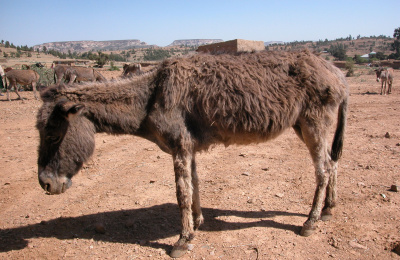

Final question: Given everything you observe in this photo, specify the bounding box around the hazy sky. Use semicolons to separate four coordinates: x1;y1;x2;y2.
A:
2;0;399;47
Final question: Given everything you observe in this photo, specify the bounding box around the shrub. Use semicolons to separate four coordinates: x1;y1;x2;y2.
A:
30;65;55;86
108;62;120;71
345;60;355;77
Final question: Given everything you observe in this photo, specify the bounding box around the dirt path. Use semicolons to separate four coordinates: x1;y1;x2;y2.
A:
0;68;399;259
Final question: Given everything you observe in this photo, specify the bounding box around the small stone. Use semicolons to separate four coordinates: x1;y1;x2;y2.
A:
349;241;368;250
390;185;399;192
275;193;284;198
242;172;250;176
125;219;135;228
384;132;390;138
393;243;400;255
380;193;386;199
261;167;269;171
94;223;106;234
187;244;194;251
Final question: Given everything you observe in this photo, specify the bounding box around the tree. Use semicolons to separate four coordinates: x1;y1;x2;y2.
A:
391;27;400;59
95;52;109;68
328;43;347;61
43;46;47;53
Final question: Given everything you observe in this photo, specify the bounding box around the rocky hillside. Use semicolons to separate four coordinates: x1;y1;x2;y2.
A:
32;40;150;53
168;39;223;47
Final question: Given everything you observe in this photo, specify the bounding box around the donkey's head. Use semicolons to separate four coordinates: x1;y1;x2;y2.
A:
36;98;95;194
374;68;384;82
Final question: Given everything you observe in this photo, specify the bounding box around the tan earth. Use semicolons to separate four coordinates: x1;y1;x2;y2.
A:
0;67;399;259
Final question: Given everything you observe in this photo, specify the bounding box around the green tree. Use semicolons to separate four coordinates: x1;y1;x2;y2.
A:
391;27;400;59
96;52;109;67
353;55;368;64
328;43;347;61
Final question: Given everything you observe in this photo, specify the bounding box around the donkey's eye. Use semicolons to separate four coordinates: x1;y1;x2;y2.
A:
46;135;62;144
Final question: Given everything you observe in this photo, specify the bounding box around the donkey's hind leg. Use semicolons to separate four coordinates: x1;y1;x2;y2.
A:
321;160;337;221
297;121;332;237
191;156;204;230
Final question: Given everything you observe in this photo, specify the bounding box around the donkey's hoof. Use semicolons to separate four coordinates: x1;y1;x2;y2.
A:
300;224;316;237
170;237;191;258
194;214;204;230
170;244;188;258
321;208;333;221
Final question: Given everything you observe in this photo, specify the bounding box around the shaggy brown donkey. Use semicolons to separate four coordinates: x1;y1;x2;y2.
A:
36;50;348;258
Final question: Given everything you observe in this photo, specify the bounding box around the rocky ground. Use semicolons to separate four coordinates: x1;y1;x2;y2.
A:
0;67;399;259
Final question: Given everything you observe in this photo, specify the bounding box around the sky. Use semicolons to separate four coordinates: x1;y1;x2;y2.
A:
1;0;399;48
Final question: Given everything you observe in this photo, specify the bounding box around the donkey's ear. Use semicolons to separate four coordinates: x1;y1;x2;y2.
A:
62;103;85;121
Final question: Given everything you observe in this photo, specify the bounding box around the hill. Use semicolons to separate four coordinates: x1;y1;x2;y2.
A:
32;40;151;53
168;39;223;47
267;36;394;57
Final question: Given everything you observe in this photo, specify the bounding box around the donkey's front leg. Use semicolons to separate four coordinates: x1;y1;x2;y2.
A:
171;151;195;258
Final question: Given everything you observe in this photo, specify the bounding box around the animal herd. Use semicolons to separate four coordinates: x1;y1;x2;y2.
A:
1;62;142;101
0;50;397;258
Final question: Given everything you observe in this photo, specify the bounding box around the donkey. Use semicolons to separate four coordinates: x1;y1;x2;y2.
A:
54;65;106;84
375;67;394;95
4;69;40;101
36;50;348;258
122;63;142;77
64;67;106;84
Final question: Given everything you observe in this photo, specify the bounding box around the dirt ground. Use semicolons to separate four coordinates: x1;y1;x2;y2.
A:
0;67;399;260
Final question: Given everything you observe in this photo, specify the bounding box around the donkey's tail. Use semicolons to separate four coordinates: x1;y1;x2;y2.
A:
331;97;348;162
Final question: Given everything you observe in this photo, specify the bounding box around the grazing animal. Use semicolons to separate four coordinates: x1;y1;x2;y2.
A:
53;65;106;84
122;63;141;77
4;69;40;101
64;67;106;84
375;67;394;95
36;50;348;258
53;65;69;84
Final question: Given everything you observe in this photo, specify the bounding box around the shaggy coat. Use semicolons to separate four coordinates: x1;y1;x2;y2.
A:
4;69;40;101
37;50;348;258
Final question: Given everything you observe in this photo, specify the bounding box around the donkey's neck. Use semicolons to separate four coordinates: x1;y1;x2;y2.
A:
60;75;156;135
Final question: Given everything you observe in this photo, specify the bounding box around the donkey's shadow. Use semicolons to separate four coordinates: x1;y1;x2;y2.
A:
0;203;306;253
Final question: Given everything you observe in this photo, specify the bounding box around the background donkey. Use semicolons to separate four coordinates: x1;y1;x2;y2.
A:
375;67;394;95
36;50;348;258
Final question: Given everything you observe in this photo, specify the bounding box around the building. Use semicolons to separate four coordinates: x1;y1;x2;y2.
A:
196;39;265;54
